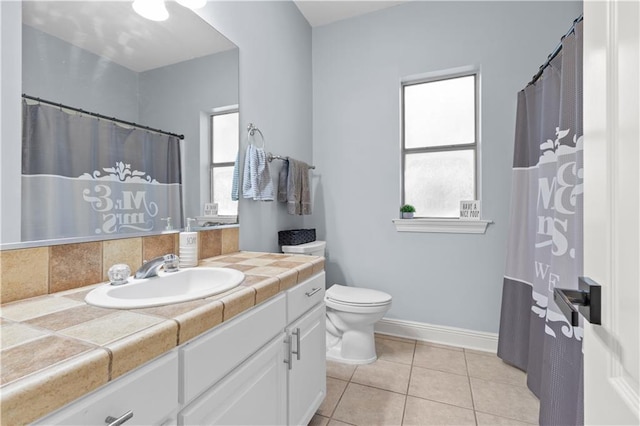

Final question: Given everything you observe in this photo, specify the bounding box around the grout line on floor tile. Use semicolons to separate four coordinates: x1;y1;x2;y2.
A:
400;341;417;426
346;364;357;382
463;350;480;426
346;380;413;398
328;378;350;420
410;362;471;379
370;356;414;368
474;409;539;425
404;393;482;413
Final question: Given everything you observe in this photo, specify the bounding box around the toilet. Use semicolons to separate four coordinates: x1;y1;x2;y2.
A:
281;240;392;365
324;284;392;364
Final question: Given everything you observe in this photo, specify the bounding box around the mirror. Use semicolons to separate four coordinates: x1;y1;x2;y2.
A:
5;0;239;248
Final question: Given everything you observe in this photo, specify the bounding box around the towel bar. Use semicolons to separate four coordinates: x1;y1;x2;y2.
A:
246;122;316;169
267;153;315;169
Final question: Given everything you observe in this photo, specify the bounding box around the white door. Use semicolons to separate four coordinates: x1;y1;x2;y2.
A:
583;0;640;424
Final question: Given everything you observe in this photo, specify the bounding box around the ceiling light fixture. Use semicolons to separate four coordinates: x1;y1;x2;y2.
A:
132;0;169;22
176;0;207;10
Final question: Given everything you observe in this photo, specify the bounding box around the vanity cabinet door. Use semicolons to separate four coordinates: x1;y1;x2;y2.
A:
180;293;286;404
287;303;326;426
178;333;287;426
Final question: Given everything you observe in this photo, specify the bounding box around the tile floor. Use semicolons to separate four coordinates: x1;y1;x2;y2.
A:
309;334;539;426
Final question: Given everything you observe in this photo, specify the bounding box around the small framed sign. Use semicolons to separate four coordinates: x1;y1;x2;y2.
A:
203;202;218;217
460;200;481;220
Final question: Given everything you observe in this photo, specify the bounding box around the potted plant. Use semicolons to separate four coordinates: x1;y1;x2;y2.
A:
400;204;416;219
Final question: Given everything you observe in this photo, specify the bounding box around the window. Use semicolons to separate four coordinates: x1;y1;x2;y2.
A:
210;109;239;216
401;72;478;218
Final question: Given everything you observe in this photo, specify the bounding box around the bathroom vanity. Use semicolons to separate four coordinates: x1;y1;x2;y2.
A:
1;252;326;425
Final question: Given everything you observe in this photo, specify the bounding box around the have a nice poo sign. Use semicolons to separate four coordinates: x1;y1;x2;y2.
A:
460;200;481;220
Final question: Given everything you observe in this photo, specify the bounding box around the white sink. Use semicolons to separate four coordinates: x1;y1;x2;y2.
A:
85;267;245;309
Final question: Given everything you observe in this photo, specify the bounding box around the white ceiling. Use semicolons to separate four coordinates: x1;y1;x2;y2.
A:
294;0;407;27
22;1;405;72
22;1;236;73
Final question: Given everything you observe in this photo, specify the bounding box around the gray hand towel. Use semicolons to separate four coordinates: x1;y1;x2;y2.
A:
300;161;311;215
278;160;288;203
286;158;312;215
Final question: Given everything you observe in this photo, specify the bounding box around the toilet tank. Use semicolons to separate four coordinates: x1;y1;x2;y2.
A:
281;240;326;257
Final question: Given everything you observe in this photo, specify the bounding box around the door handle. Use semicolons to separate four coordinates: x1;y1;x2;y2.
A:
553;276;601;326
283;335;293;370
291;328;301;361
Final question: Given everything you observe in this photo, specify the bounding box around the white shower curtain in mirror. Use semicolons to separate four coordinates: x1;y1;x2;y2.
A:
22;101;183;241
497;21;583;425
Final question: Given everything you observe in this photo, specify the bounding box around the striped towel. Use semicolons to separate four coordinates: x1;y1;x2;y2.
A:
242;145;274;201
231;150;240;201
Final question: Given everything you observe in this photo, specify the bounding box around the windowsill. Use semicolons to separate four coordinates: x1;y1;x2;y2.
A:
392;218;492;234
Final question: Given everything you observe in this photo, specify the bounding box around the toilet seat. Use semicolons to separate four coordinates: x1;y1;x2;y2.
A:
325;284;392;309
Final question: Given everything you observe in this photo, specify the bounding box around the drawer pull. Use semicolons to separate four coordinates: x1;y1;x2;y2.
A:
292;328;301;360
105;410;133;426
305;287;321;297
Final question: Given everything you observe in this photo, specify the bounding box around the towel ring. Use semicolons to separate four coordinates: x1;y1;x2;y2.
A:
247;123;265;149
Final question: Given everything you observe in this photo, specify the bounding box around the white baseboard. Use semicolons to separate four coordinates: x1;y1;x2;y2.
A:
375;317;498;354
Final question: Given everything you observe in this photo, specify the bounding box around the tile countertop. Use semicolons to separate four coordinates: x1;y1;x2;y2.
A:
0;251;325;425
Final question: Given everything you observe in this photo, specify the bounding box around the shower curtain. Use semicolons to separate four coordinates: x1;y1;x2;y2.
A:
22;101;183;241
497;21;583;425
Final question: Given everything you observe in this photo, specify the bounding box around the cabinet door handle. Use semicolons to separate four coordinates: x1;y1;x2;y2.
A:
105;410;133;426
283;335;293;370
292;328;301;361
305;287;321;297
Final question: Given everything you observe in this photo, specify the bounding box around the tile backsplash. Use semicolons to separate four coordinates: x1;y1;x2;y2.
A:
0;227;239;304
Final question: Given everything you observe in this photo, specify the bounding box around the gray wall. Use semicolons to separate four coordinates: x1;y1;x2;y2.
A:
311;1;582;333
139;49;239;219
196;1;313;252
22;25;139;122
1;1;22;243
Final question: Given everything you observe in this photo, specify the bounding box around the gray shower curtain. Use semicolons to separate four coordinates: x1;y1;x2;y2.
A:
498;21;583;425
22;101;183;241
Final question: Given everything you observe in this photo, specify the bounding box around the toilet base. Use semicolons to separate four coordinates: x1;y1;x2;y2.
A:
326;346;377;365
325;325;379;365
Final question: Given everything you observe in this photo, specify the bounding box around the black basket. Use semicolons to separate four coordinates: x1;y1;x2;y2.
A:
278;228;316;246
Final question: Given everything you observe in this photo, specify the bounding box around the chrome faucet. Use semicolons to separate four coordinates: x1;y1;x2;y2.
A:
134;254;180;279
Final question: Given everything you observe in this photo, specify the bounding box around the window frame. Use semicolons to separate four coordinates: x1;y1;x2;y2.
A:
400;69;481;219
209;107;239;208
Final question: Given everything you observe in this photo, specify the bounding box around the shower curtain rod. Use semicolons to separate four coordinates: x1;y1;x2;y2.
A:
22;94;185;140
527;14;583;87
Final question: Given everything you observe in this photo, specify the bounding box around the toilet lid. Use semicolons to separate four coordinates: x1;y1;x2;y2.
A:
326;284;392;306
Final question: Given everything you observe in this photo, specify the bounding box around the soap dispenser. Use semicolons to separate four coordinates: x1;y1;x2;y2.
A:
161;217;173;233
179;218;198;268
